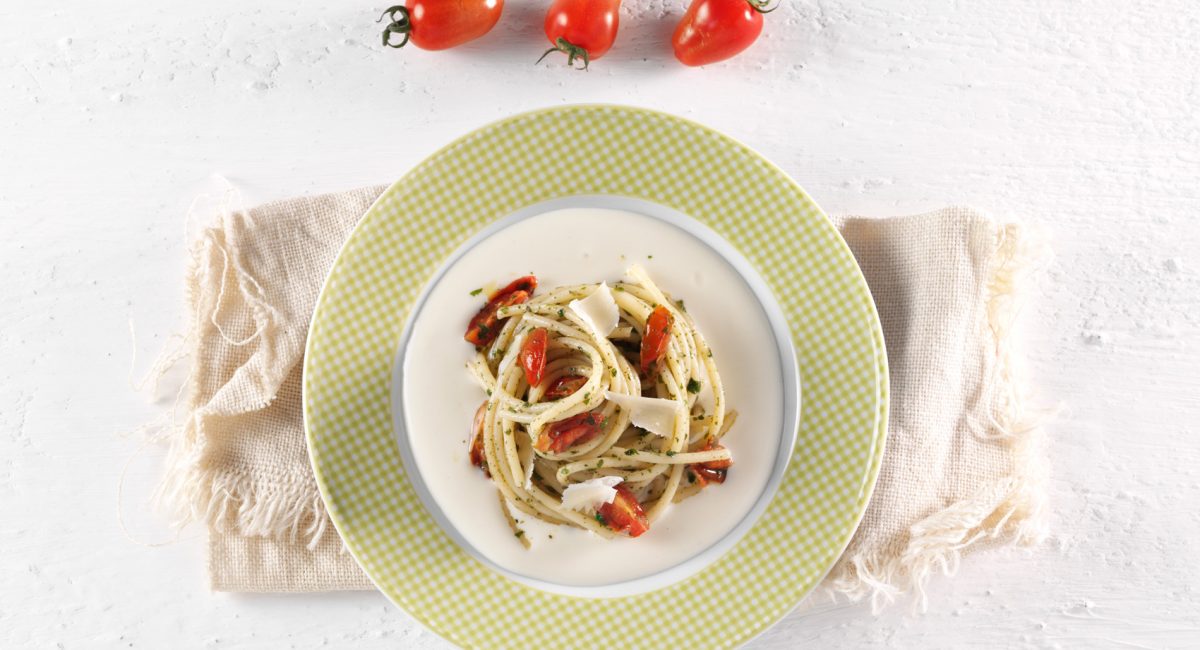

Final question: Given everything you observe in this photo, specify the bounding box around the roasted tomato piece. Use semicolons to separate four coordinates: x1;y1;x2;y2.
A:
688;440;731;485
639;305;675;375
692;466;727;484
519;328;549;386
469;402;489;476
698;440;733;470
535;410;605;453
464;275;537;346
544;374;587;400
598;484;649;537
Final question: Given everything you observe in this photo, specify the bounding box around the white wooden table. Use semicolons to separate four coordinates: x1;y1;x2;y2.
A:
2;0;1198;647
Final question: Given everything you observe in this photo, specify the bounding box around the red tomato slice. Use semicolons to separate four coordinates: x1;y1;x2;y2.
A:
464;276;537;346
692;466;727;484
639;305;675;376
689;440;732;485
544;374;587;400
535;411;606;453
519;328;549;386
469;402;489;476
493;276;538;297
597;484;649;537
698;440;733;470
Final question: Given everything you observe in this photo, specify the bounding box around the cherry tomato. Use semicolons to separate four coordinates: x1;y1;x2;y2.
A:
689;439;731;484
697;439;732;469
597;484;649;537
671;0;771;67
519;328;549;386
379;0;505;51
692;465;727;484
639;305;675;376
538;0;622;69
464;275;537;346
536;411;606;453
544;374;587;400
469;402;489;476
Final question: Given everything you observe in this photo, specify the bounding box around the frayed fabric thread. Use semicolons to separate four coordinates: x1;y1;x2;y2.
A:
148;183;337;552
823;218;1051;614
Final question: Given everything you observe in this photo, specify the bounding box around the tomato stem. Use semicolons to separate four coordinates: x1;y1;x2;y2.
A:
536;37;591;70
377;5;413;48
746;0;779;14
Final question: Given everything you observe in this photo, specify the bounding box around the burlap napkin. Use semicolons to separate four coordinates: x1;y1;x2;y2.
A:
154;186;1048;607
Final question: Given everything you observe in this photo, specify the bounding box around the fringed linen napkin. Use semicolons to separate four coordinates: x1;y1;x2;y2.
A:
154;187;1048;605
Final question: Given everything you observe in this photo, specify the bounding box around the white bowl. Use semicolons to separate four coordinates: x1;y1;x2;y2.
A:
391;195;801;597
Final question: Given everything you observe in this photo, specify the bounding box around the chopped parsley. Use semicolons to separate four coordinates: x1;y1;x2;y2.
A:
469;287;483;296
594;512;607;527
558;308;565;318
610;368;617;377
647;254;653;259
675;299;686;312
624;449;639;456
614;285;624;292
666;450;677;457
596;459;604;468
687;379;701;394
514;531;524;538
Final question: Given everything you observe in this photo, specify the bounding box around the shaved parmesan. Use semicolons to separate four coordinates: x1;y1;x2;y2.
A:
569;283;619;339
560;476;623;511
604;391;683;438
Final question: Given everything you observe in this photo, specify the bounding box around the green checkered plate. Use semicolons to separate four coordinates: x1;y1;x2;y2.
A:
304;105;888;649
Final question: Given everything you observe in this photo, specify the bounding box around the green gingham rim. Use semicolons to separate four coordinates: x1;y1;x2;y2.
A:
303;105;888;649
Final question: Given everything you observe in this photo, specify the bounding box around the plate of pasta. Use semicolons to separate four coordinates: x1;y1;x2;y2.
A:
304;106;887;649
396;200;799;594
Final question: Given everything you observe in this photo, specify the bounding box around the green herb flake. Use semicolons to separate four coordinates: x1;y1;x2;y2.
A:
666;450;677;457
558;308;565;318
514;531;524;538
687;378;701;394
594;512;607;527
596;459;604;468
647;254;653;259
687;469;696;484
610;368;617;377
675;299;686;312
614;285;624;292
625;449;638;456
469;287;483;297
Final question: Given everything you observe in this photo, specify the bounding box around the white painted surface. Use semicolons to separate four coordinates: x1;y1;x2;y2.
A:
1;0;1197;647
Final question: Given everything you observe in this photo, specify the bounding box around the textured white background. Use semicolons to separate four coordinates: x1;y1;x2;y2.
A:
2;0;1198;648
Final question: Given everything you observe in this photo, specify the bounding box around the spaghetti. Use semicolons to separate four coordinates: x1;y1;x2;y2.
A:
464;265;735;541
